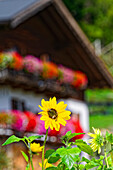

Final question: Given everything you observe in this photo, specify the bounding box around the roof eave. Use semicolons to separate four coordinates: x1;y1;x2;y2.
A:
10;0;52;28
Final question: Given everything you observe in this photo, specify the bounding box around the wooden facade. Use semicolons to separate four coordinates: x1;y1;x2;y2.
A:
0;0;113;90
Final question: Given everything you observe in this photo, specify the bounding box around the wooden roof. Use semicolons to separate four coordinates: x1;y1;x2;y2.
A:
0;0;113;88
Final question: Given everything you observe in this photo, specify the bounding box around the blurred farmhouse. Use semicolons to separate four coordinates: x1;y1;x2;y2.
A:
0;0;113;169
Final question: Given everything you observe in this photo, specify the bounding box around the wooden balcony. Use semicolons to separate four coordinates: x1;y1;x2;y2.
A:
0;69;83;99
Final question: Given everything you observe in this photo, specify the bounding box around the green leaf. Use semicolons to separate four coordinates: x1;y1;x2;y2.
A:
68;133;85;141
62;131;85;141
45;149;55;159
21;151;29;163
55;147;81;169
46;167;58;170
100;155;104;160
28;135;43;142
74;139;93;156
106;131;113;144
2;135;23;146
24;136;29;142
85;161;99;169
65;131;72;136
79;164;85;170
48;155;60;163
82;157;90;163
71;167;76;170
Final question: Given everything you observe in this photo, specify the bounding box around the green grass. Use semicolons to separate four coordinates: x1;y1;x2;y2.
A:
89;114;113;131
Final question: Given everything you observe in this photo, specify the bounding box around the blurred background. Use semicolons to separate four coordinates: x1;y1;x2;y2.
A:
0;0;113;169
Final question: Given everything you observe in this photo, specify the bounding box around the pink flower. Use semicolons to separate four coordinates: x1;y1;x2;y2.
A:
58;65;75;83
23;55;43;73
11;110;27;131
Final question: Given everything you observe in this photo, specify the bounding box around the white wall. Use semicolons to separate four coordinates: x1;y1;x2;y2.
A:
0;86;10;110
0;86;47;113
59;98;89;133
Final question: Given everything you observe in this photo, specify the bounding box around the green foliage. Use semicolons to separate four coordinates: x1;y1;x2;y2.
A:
21;151;29;163
61;130;85;146
106;131;113;144
28;135;43;142
55;147;81;169
2;134;43;170
2;135;23;146
74;139;93;156
63;0;113;45
3;126;113;170
45;149;55;159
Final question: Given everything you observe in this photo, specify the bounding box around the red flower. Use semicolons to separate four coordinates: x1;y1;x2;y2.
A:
71;119;84;141
24;111;37;132
72;71;88;89
42;61;58;79
10;51;23;70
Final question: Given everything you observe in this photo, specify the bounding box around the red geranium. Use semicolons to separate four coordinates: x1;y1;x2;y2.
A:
10;51;23;70
42;61;58;79
24;111;37;132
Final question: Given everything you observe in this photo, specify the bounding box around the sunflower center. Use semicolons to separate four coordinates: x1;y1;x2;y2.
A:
48;108;58;119
96;135;103;145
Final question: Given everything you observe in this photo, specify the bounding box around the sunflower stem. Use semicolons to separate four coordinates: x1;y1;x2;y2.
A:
28;143;34;170
104;146;109;168
42;128;49;170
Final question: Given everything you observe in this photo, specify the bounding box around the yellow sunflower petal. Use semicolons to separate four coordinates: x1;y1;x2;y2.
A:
40;115;48;121
39;162;42;167
41;100;50;110
87;132;96;138
49;120;54;130
38;111;48;115
53;122;60;131
39;97;71;130
56;102;67;112
45;120;50;129
51;97;57;109
59;110;71;117
64;116;71;120
38;105;44;111
57;118;66;126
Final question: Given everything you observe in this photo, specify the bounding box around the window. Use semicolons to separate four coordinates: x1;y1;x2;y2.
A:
11;98;26;111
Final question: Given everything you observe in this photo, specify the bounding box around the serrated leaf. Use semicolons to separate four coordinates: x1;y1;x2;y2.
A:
21;151;29;162
68;133;85;141
63;131;85;141
74;139;93;156
45;149;55;159
48;155;60;163
2;135;23;146
28;135;43;142
56;147;81;169
62;154;75;169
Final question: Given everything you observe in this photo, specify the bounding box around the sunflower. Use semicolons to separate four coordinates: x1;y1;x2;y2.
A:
30;143;43;153
39;159;52;169
88;127;104;154
38;97;71;131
